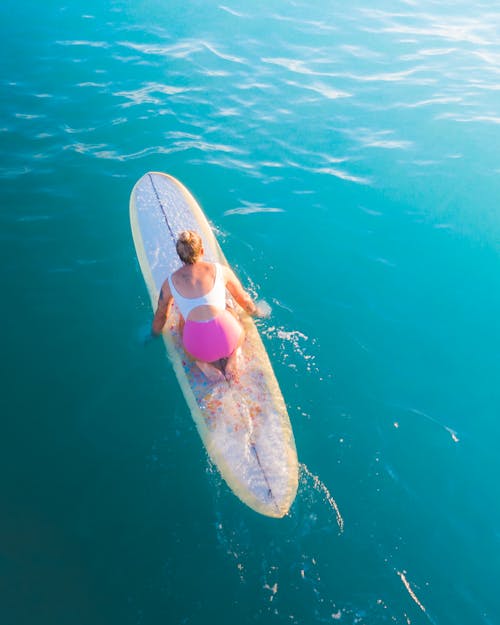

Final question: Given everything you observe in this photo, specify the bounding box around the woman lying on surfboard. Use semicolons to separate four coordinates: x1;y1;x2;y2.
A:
151;230;263;382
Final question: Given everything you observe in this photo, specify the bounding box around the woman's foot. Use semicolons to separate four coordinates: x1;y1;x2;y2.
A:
224;347;242;384
196;360;225;383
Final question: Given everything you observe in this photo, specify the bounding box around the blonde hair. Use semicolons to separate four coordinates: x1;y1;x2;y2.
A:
176;230;203;264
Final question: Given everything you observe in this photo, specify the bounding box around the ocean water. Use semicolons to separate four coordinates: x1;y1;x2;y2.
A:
1;1;500;624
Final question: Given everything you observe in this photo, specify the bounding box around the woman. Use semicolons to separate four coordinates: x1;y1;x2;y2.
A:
152;230;260;382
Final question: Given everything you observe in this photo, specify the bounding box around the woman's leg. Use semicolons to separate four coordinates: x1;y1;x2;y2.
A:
223;325;245;382
195;360;226;383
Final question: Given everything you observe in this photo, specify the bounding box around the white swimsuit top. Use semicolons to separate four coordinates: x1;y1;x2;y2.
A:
168;262;226;319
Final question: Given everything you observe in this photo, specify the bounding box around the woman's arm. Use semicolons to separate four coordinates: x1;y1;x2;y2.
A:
223;265;257;315
152;280;174;335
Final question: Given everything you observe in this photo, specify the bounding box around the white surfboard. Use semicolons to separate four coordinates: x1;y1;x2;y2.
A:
130;172;298;517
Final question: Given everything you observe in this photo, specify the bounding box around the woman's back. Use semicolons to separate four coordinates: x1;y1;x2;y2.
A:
169;261;226;321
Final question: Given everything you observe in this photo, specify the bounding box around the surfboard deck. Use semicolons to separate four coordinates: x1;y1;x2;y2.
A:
130;172;298;517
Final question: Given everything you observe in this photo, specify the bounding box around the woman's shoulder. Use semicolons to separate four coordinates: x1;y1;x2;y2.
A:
172;261;212;279
218;262;233;278
169;267;182;283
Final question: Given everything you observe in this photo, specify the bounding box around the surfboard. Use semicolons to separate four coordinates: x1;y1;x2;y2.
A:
130;172;298;518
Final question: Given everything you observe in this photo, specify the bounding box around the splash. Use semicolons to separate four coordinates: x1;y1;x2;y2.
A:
409;408;460;443
398;571;426;612
262;325;320;375
397;571;437;624
300;464;344;532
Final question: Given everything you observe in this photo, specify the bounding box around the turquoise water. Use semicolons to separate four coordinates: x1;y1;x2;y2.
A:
2;1;500;624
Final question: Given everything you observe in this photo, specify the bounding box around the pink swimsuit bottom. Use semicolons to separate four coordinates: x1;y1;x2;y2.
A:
183;309;242;362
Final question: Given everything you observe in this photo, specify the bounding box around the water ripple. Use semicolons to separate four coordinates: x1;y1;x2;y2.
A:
359;9;499;46
261;56;332;77
284;80;351;101
307;166;371;185
56;39;111;49
224;202;285;216
201;41;247;65
343;128;414;152
218;5;250;19
115;82;195;107
391;96;463;109
436;112;500;125
118;39;201;59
